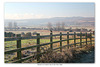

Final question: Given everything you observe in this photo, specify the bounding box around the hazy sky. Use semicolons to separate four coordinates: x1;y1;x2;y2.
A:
5;2;95;19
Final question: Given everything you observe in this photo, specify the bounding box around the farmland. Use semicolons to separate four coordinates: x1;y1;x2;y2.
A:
5;26;95;35
5;30;68;35
4;2;95;63
4;31;95;63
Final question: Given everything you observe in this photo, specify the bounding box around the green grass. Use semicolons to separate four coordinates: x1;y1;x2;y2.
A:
4;37;94;63
5;39;60;51
5;38;92;51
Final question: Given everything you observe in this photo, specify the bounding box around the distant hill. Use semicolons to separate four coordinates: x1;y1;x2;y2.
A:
4;17;95;27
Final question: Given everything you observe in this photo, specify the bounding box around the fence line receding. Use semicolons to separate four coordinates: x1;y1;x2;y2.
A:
5;32;95;63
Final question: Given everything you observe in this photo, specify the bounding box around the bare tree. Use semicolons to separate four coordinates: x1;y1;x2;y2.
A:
14;22;17;30
56;22;61;31
61;22;65;30
8;22;12;30
47;22;52;30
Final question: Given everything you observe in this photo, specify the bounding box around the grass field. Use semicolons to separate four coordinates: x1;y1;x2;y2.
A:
4;30;95;63
4;36;94;63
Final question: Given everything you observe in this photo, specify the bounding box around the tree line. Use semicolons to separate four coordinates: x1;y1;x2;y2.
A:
47;22;66;31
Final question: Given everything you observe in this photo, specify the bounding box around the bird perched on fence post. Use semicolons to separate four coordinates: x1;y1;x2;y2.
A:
50;29;53;33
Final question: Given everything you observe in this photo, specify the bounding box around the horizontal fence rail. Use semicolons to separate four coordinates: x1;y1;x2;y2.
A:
5;33;94;41
4;32;95;63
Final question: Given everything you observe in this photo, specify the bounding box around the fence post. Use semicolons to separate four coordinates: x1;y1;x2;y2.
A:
37;33;40;63
80;32;82;48
50;31;53;49
60;32;62;52
17;34;21;63
86;32;87;45
90;32;92;45
74;32;76;47
93;31;95;35
67;32;69;48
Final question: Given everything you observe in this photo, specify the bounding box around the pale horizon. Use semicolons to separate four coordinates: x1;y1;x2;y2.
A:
5;2;95;20
5;16;95;20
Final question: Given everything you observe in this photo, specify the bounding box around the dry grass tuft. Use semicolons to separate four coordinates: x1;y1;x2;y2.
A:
10;44;94;63
39;47;77;63
39;45;94;63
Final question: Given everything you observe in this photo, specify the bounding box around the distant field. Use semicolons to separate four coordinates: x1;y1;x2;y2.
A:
5;30;69;35
5;26;95;35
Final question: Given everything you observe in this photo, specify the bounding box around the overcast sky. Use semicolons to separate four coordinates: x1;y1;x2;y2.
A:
5;2;95;19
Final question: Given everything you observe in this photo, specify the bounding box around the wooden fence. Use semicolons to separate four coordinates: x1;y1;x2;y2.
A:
5;32;95;63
